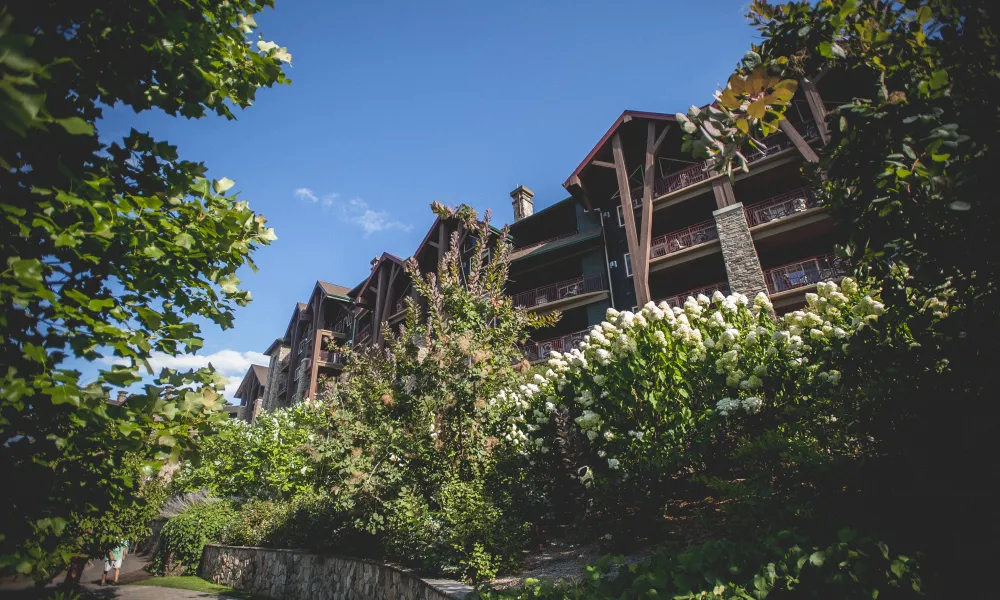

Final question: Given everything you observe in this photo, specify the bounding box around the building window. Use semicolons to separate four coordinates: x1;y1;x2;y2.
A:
617;205;625;227
624;253;633;277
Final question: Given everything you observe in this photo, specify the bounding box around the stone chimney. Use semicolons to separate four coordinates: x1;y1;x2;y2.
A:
510;185;534;222
116;391;128;404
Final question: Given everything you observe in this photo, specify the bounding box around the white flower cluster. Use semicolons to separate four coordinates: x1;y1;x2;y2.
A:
715;396;763;416
494;278;876;477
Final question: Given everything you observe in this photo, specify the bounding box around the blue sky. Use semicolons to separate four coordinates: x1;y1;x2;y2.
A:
98;0;760;399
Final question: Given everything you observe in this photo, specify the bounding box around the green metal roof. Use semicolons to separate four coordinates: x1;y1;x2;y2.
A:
510;229;601;263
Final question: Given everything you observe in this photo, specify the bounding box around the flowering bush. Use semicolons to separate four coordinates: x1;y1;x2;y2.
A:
505;279;882;501
170;403;328;501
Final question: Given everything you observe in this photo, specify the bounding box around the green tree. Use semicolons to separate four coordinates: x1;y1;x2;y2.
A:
676;0;998;587
325;203;556;580
0;0;288;581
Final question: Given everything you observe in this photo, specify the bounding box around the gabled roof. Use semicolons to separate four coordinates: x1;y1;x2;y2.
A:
563;110;676;189
355;252;407;300
252;364;269;387
318;281;352;298
233;363;268;401
510;228;602;263
263;337;286;356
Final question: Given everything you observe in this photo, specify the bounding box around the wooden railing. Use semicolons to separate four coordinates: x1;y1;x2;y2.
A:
330;318;351;334
317;350;345;365
649;219;719;259
392;287;413;316
658;281;731;309
764;253;845;294
355;325;372;346
624;120;818;205
745;187;820;228
522;329;590;363
511;274;606;310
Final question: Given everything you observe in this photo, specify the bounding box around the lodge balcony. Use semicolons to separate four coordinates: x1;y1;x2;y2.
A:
657;281;732;309
744;187;830;244
329;318;351;337
510;273;608;314
648;219;721;271
316;349;346;367
622;120;819;209
522;328;590;363
764;253;846;310
355;324;373;346
389;286;413;321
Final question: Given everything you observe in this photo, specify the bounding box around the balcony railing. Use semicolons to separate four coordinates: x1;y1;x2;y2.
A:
355;325;372;346
522;328;589;363
391;288;412;317
511;274;606;310
764;253;846;294
330;318;351;335
745;187;820;228
317;349;345;365
649;219;719;259
625;120;818;205
658;281;732;309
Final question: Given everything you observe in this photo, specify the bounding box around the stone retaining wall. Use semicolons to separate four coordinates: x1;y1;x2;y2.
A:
200;545;472;600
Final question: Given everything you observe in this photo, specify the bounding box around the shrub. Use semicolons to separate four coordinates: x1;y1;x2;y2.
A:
384;477;528;582
504;281;880;532
473;530;921;600
221;499;292;548
152;500;236;575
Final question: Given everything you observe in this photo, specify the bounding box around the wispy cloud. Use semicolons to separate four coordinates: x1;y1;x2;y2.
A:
340;197;412;237
101;349;269;401
293;188;411;237
294;187;319;203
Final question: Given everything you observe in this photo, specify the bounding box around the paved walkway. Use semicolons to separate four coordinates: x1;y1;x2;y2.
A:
81;584;240;599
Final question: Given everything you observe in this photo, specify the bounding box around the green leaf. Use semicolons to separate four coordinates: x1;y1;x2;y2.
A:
916;5;932;24
174;232;195;249
890;559;905;578
55;117;94;136
9;257;43;285
213;177;235;194
809;551;825;567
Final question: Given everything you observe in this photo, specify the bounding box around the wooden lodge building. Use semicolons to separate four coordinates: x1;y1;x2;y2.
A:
235;74;846;421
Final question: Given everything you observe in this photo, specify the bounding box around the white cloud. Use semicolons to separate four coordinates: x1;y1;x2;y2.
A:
340;197;412;237
145;349;269;376
294;187;318;203
98;349;268;403
223;375;244;400
294;187;410;237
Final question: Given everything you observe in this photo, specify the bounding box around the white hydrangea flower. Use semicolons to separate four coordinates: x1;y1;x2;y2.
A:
716;397;740;416
741;396;763;414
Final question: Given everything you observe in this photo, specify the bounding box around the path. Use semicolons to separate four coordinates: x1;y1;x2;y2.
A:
81;584;240;600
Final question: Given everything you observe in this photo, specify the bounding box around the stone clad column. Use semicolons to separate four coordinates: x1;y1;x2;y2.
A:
713;203;768;298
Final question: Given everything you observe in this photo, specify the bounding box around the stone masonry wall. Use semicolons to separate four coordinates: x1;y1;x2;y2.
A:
260;346;290;415
713;203;768;298
201;545;472;600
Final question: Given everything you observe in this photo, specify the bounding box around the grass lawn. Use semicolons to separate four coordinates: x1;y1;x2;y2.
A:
132;576;252;597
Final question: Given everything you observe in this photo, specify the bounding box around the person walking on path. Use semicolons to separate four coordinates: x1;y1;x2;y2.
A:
100;540;129;585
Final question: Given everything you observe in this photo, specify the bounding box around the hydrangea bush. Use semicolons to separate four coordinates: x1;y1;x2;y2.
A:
501;279;883;499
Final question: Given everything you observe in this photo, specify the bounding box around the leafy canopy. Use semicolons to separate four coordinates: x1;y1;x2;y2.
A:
0;0;288;580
